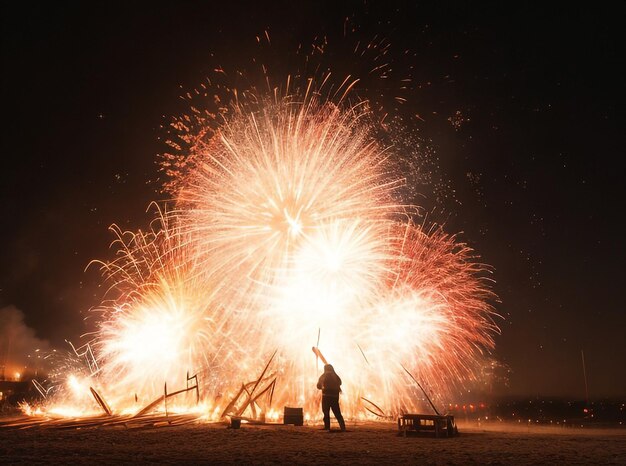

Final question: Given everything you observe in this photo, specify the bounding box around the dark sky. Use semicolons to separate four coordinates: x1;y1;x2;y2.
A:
2;2;624;398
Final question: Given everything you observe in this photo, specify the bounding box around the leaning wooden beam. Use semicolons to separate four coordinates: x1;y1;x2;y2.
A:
90;387;112;416
243;374;275;391
400;363;441;416
249;378;276;407
247;378;276;420
268;377;275;406
249;350;277;397
221;384;246;418
134;395;165;417
236;376;277;419
361;397;387;418
234;350;277;417
241;385;256;419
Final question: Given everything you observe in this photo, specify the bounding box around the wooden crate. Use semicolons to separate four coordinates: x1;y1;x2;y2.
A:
398;414;458;437
283;406;304;426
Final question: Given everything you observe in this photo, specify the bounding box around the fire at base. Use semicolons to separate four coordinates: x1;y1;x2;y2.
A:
25;82;499;422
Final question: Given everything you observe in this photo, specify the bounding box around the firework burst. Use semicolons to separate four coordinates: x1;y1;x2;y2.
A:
31;74;499;420
175;97;402;293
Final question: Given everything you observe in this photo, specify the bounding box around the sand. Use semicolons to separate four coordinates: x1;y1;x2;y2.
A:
1;420;625;465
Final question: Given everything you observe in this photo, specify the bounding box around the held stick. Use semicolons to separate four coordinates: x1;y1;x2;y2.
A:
312;346;328;365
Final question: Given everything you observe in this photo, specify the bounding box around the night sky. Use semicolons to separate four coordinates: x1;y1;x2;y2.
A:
2;2;624;398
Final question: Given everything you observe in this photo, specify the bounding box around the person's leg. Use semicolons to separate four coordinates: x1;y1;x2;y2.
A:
321;396;331;429
330;397;346;431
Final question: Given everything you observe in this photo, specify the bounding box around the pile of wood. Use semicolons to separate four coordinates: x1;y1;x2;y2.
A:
0;412;207;430
0;372;203;431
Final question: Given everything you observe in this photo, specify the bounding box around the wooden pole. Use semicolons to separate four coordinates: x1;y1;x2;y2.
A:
311;347;328;365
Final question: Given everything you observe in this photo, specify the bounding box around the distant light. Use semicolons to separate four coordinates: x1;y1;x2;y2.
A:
14;372;21;380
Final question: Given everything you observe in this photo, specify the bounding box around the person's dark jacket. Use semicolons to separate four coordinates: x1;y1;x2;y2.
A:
317;364;342;397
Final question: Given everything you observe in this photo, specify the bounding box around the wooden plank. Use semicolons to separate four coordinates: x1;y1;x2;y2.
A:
90;387;112;416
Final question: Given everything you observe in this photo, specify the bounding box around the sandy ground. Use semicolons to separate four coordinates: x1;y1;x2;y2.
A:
1;419;625;465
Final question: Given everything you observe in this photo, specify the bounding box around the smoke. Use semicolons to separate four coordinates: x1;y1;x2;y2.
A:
0;306;50;379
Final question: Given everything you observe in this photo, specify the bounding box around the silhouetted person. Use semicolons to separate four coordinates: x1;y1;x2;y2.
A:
317;364;346;431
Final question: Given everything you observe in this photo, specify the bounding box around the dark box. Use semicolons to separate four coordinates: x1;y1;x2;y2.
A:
283;406;304;426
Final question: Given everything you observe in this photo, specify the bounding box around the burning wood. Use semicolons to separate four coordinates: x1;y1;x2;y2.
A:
222;352;279;424
0;412;207;431
89;387;112;416
135;372;200;417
